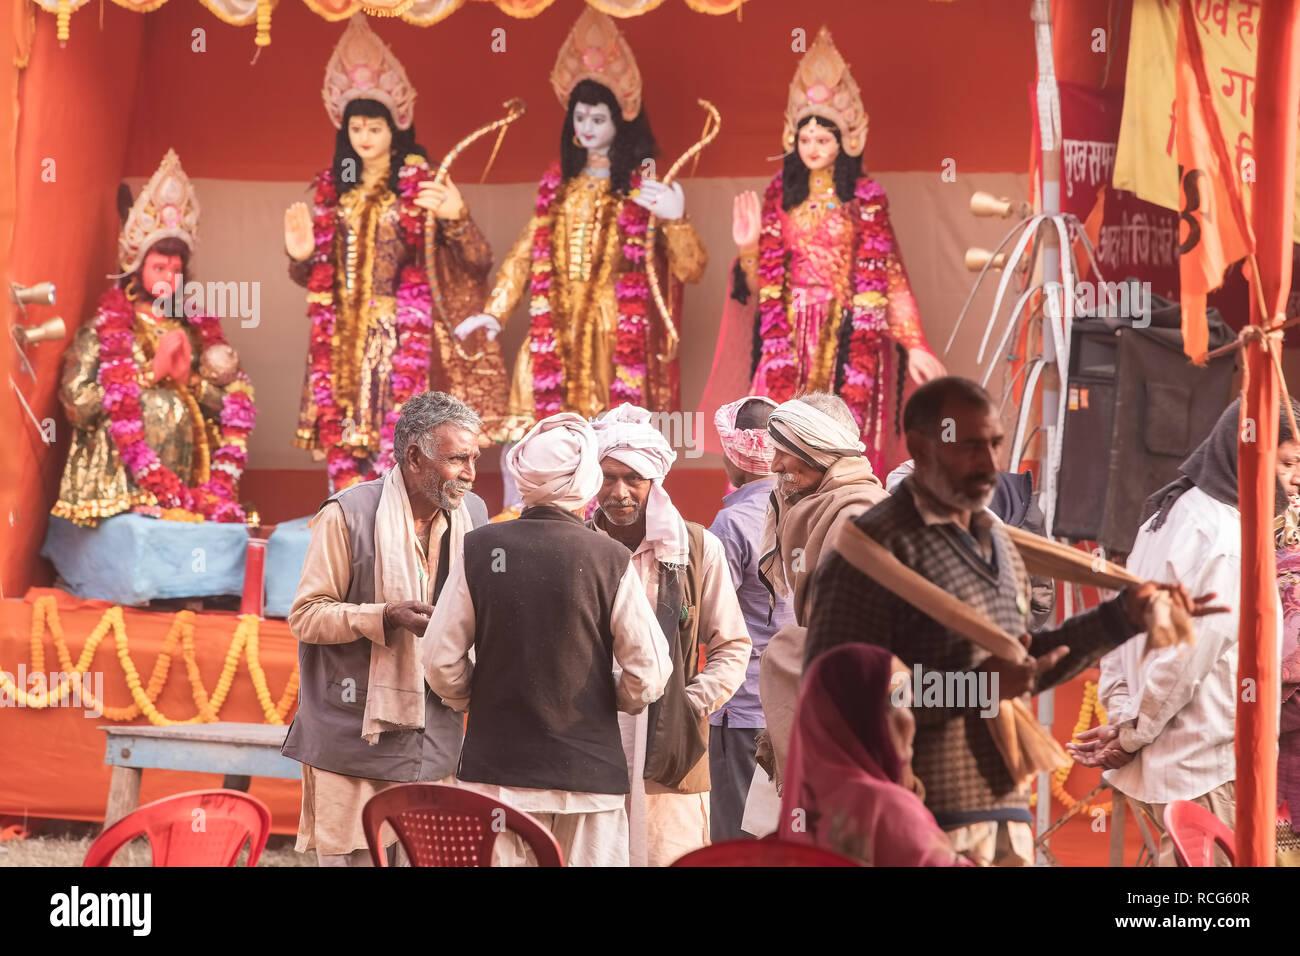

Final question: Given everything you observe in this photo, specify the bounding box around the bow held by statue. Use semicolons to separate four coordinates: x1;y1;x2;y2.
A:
646;98;721;363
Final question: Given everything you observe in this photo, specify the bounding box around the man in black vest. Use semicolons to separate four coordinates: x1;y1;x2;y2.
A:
424;412;671;866
283;390;489;866
589;404;752;866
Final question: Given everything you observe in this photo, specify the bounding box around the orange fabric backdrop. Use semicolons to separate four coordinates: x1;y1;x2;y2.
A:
5;6;145;596
3;0;23;588
0;589;303;833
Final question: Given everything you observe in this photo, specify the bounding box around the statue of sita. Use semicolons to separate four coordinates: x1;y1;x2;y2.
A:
705;27;945;474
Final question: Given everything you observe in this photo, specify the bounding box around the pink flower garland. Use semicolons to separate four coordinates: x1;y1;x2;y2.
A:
610;180;651;406
526;163;653;414
751;173;799;401
95;288;253;522
303;157;433;488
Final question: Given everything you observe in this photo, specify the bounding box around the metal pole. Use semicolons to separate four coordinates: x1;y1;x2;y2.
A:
1031;0;1062;865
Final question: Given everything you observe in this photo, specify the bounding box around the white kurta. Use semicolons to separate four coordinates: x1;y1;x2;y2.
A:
1100;485;1281;804
422;555;671;866
595;524;753;866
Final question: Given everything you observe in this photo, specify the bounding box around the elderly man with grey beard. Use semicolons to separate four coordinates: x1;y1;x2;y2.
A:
282;390;489;866
752;391;889;798
802;376;1209;866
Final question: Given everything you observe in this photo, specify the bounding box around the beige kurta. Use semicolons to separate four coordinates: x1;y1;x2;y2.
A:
593;523;752;867
289;502;448;857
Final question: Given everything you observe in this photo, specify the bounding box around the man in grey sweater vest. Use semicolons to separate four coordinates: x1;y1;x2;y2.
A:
283;391;489;866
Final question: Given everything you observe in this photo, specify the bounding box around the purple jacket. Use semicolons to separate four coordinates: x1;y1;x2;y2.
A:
707;478;795;729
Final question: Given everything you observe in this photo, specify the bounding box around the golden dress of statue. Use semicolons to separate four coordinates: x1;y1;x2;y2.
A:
288;167;508;457
467;9;707;426
484;169;706;422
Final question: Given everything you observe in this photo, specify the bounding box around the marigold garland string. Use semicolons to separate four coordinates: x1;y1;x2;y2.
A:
0;596;298;726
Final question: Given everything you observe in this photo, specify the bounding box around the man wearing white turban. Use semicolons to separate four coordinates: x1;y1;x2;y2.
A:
423;413;671;866
590;404;752;867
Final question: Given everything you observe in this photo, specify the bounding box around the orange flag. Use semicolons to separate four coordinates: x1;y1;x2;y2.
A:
1073;185;1105;284
1174;0;1256;362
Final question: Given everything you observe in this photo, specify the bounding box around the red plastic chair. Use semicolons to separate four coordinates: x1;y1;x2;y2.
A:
671;838;861;867
362;783;564;867
84;789;272;867
1163;801;1236;867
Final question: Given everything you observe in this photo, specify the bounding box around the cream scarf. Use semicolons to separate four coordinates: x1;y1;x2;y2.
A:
758;456;886;621
362;466;470;744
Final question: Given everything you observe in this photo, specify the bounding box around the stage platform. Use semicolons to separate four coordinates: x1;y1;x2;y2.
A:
42;515;250;607
0;589;302;834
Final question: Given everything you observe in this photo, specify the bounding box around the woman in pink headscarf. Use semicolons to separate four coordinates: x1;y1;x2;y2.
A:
778;644;970;866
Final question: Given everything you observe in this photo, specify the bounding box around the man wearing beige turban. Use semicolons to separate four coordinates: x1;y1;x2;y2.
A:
754;392;889;809
590;404;752;867
423;412;671;866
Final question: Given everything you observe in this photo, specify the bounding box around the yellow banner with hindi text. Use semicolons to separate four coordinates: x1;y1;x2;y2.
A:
1114;0;1300;245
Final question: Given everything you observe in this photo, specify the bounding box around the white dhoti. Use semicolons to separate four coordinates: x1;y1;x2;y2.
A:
620;709;710;867
297;766;458;863
490;808;630;867
460;781;630;867
589;406;753;867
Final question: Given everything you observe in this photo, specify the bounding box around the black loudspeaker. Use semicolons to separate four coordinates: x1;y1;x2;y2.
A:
1052;298;1236;553
1053;337;1117;541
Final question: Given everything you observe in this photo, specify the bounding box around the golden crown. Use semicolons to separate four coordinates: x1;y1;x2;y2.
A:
322;14;416;131
783;26;869;159
551;8;643;122
118;149;199;276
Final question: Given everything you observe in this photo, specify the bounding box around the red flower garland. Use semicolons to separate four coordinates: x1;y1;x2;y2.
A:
751;173;799;402
610;180;651;406
836;178;893;447
95;288;254;522
303;156;433;488
526;163;564;417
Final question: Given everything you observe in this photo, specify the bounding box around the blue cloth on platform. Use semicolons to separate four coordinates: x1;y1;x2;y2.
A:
41;514;248;606
264;516;313;619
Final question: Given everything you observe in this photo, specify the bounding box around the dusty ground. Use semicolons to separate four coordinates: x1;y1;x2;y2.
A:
0;819;315;866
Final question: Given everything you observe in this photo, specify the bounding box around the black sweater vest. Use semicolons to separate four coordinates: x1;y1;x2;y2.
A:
457;506;634;794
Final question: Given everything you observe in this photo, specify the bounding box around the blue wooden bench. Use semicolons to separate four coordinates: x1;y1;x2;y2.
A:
100;722;301;827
